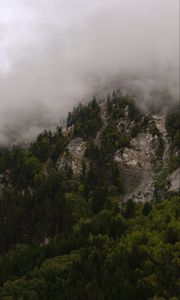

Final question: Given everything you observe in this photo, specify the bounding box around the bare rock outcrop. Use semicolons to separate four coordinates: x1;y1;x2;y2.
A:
114;132;159;169
169;168;180;193
57;108;174;203
94;101;108;147
57;138;87;176
153;114;170;163
122;169;154;202
114;114;170;202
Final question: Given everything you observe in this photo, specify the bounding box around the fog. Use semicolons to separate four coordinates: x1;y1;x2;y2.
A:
0;0;179;144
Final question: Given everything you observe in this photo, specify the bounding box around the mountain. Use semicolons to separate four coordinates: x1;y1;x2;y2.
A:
0;90;179;299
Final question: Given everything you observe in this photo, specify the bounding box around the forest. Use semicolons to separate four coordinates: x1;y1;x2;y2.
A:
0;92;179;300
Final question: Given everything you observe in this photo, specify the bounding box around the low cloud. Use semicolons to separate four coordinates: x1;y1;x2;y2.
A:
0;0;179;144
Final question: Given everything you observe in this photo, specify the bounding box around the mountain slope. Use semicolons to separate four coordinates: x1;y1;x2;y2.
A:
0;90;179;300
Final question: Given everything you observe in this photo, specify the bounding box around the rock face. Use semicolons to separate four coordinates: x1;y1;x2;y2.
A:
57;138;87;176
122;169;154;202
169;168;180;192
114;132;159;169
67;138;86;159
153;114;170;163
114;114;173;201
94;101;108;147
57;104;178;202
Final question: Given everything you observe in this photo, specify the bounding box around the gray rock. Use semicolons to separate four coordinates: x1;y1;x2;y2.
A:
57;138;87;176
169;168;180;192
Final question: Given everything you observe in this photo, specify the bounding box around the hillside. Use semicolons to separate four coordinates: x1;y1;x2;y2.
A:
0;91;179;300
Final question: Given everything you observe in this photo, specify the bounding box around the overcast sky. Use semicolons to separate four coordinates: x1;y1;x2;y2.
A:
0;0;179;144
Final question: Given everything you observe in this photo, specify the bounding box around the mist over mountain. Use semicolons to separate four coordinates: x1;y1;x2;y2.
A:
0;88;179;299
0;0;179;144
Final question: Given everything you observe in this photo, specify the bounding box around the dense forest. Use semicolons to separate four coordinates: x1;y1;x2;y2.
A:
0;92;179;299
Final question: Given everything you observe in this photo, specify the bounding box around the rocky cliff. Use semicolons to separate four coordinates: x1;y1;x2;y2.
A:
0;92;179;206
58;95;179;202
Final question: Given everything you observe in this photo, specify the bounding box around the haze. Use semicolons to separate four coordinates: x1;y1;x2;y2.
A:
0;0;179;144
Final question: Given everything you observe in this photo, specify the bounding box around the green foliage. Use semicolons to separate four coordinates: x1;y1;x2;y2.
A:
166;107;180;149
0;148;11;173
0;196;179;299
31;130;51;161
168;155;180;172
30;127;67;162
8;148;43;188
101;122;130;156
67;97;102;138
0;94;179;299
84;142;101;165
154;155;180;199
107;90;141;122
143;202;152;216
154;168;170;198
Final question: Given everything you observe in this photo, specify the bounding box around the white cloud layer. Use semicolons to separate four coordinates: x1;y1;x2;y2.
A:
0;0;179;144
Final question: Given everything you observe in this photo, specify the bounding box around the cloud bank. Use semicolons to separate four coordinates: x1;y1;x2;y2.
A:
0;0;179;144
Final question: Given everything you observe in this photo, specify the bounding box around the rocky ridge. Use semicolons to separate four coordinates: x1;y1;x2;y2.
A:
58;100;179;202
0;95;178;204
